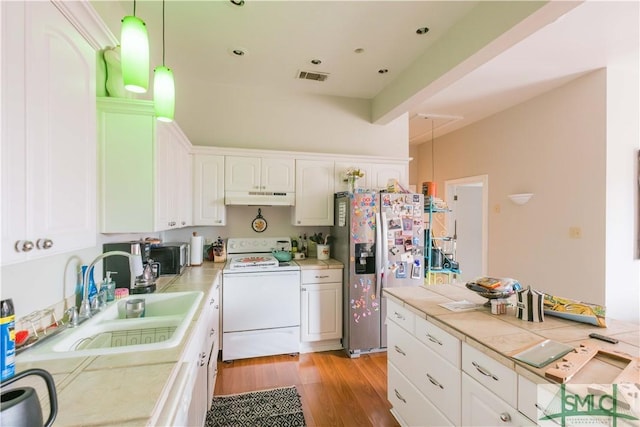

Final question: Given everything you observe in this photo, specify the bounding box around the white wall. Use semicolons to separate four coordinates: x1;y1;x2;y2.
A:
412;69;639;322
179;83;410;157
605;53;640;324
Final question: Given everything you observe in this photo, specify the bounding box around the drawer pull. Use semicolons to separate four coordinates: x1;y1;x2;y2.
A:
426;373;444;389
426;333;443;346
315;275;330;279
394;345;406;356
394;389;407;403
472;361;499;381
499;412;511;422
393;311;405;320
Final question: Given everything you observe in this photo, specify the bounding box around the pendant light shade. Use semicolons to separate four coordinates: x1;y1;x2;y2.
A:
154;66;175;122
154;0;175;122
121;15;149;93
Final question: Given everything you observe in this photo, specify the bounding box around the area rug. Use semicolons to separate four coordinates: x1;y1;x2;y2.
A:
205;385;306;427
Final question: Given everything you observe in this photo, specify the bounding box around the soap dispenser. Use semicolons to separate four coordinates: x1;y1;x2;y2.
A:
102;271;116;302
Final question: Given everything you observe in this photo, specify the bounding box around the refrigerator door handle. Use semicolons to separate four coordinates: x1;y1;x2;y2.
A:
377;210;387;293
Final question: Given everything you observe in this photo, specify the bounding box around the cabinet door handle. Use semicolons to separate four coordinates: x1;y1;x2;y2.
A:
36;238;53;250
394;345;406;356
394;389;407;404
15;240;34;252
426;373;444;389
209;298;215;305
472;361;499;381
499;412;511;422
209;328;215;337
393;311;405;320
426;333;443;346
301;287;307;292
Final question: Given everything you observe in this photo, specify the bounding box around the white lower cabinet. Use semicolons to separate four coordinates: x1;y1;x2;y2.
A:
300;269;342;342
386;298;539;427
157;275;220;426
462;373;535;426
386;298;459;426
387;363;453;427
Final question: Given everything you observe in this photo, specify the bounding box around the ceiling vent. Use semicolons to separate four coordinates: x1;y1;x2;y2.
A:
297;70;329;82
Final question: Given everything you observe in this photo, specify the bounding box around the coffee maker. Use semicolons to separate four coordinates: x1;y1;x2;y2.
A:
102;241;155;292
131;257;160;294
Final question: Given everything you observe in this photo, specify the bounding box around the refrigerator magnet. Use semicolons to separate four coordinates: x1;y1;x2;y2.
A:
411;263;422;279
396;262;408;278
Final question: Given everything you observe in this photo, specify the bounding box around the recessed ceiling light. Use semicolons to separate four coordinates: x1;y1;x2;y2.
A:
378;69;389;74
310;59;322;65
230;0;245;6
354;48;365;54
416;27;430;35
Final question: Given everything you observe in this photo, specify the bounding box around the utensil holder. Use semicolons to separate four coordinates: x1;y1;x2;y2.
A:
317;244;330;260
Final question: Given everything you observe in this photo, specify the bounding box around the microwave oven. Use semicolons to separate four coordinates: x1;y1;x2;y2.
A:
150;242;189;275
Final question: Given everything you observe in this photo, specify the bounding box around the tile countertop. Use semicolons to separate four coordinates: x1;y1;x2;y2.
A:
13;262;223;427
293;258;344;269
383;284;640;385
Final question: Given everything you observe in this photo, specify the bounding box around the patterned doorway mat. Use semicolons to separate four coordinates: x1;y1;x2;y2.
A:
206;385;306;427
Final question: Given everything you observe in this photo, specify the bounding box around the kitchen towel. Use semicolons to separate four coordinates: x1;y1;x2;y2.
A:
190;234;204;266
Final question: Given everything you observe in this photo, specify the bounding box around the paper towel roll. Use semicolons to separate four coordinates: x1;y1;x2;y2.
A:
190;235;204;266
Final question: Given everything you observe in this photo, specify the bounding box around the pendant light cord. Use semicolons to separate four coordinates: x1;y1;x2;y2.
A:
133;0;136;16
431;118;435;182
162;0;166;66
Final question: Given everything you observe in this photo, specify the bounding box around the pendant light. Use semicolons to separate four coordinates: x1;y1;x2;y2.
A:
154;0;175;122
121;0;149;93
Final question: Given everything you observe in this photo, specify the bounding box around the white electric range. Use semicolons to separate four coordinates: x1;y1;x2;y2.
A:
222;237;301;361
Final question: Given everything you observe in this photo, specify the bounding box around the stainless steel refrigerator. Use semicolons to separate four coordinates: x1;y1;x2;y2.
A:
332;191;425;357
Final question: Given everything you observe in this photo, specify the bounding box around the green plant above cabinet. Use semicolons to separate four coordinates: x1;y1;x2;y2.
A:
97;98;192;233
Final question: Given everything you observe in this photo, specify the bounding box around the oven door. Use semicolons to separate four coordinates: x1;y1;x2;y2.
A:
223;270;300;332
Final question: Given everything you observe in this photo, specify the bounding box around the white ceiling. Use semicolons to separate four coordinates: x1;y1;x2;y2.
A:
92;1;639;147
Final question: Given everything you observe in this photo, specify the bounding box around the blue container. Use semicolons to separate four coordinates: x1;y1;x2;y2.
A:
1;298;15;381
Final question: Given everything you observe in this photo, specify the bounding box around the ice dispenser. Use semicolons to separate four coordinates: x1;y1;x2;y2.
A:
355;243;376;274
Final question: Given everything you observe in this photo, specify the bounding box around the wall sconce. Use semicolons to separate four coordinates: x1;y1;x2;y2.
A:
508;193;534;205
121;0;149;93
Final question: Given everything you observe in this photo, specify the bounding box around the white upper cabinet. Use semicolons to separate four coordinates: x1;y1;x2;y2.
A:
1;1;96;265
193;154;226;226
335;161;408;192
293;160;335;226
97;98;192;233
225;156;295;192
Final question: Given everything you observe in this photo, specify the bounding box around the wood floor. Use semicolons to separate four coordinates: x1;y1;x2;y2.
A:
214;350;400;427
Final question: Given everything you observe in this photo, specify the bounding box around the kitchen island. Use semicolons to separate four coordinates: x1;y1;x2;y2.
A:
14;263;222;426
383;284;639;425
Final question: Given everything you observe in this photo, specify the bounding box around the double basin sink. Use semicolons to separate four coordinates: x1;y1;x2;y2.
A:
17;291;204;362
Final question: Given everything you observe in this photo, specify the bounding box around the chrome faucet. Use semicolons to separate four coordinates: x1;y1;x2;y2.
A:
78;250;143;320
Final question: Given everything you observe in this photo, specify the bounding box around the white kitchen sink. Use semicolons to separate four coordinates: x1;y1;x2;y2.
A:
17;291;203;362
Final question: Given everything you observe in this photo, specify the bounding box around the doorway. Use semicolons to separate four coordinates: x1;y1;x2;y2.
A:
444;175;488;282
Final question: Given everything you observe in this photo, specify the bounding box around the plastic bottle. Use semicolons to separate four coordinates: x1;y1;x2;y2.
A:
102;271;116;302
1;298;16;381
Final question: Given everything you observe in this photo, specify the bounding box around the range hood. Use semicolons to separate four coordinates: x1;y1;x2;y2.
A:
225;191;295;206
